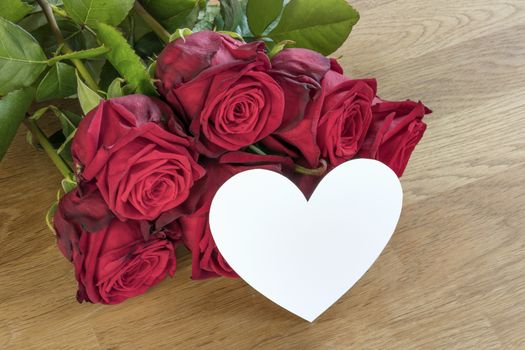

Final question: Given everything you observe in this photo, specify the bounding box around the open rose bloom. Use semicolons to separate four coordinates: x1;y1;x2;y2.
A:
53;31;430;304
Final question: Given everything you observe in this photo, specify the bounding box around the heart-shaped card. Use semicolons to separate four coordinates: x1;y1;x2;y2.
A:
209;159;403;321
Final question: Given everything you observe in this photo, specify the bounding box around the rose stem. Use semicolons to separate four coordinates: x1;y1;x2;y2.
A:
294;160;328;177
247;144;267;155
133;1;170;44
247;144;328;176
23;119;73;178
36;0;100;92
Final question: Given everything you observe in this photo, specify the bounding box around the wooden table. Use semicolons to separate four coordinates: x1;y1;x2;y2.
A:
1;0;524;348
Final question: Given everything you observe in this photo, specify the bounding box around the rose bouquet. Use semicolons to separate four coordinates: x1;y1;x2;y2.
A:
0;0;429;304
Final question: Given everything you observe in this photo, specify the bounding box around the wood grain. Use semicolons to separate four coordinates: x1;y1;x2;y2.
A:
1;0;524;348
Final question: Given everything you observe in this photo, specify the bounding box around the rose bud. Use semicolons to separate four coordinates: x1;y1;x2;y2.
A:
169;152;293;279
71;94;205;221
358;99;431;176
54;189;177;304
156;31;285;157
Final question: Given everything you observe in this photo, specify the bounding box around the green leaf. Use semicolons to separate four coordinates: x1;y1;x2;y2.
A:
131;12;153;42
57;129;76;164
83;58;107;84
134;32;164;59
247;0;283;36
268;39;295;58
76;71;102;114
36;62;76;102
217;30;244;41
47;45;110;64
166;7;200;33
193;3;221;31
27;18;83;56
26;129;37;149
268;0;359;55
51;107;82;137
169;28;193;42
46;201;58;233
220;0;242;31
25;105;81;151
0;17;47;95
98;61;120;91
27;106;50;121
61;173;77;193
62;0;134;26
25;106;50;149
235;0;251;37
142;0;201;32
17;12;48;33
94;23;156;95
0;87;34;161
107;78;125;98
50;4;68;18
147;61;156;79
0;0;33;23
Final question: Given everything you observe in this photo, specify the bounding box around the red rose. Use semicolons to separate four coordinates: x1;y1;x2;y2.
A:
54;189;177;304
261;49;375;168
358;99;430;176
170;152;292;279
261;48;331;167
71;95;205;221
316;71;376;166
156;31;285;157
55;182;114;234
172;214;236;279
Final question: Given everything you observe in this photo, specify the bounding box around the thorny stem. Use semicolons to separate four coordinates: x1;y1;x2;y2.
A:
36;0;100;91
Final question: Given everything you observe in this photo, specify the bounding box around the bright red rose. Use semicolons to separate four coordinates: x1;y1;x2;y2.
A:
156;31;285;157
71;95;205;221
54;189;177;304
317;72;376;166
261;48;331;168
358;99;431;176
169;152;293;279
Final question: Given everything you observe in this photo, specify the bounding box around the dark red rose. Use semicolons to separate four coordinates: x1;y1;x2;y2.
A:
156;31;285;157
358;99;430;176
54;189;177;304
169;152;293;279
172;214;236;279
261;48;331;168
56;182;114;234
261;49;375;168
71;95;205;221
316;72;376;166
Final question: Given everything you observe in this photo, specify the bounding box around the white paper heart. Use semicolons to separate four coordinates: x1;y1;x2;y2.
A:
209;159;403;322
